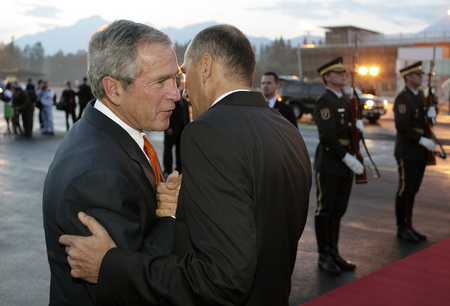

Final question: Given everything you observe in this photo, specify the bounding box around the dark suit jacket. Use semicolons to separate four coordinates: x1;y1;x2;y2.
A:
77;83;94;107
274;100;297;127
393;87;428;162
97;91;312;305
313;89;353;178
42;101;173;305
62;88;77;111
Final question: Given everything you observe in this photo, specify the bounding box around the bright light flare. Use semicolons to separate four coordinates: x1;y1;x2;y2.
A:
369;67;379;76
300;21;314;32
358;67;368;75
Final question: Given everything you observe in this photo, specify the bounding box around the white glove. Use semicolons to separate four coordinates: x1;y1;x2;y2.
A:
427;106;436;120
342;153;364;175
356;119;364;133
419;136;436;152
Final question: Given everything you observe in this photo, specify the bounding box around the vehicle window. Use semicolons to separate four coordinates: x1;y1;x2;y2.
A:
310;84;325;97
284;82;302;95
278;80;288;95
298;83;311;94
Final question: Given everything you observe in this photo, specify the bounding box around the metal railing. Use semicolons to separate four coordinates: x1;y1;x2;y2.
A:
359;31;450;46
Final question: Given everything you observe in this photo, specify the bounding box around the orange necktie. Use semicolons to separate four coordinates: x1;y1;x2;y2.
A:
142;134;162;183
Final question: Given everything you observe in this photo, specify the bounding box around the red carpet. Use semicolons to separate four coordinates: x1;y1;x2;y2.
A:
302;238;450;306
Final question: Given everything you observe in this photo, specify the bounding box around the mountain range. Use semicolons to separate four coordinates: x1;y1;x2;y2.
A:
12;15;322;56
12;14;449;56
421;13;450;32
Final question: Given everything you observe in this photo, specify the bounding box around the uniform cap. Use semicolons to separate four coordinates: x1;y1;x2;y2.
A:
317;56;346;75
399;61;424;76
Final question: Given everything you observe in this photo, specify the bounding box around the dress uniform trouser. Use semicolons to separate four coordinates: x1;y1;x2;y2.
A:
395;157;426;227
315;172;353;255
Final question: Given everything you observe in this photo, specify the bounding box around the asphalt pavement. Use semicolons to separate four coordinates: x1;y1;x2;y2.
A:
0;99;449;305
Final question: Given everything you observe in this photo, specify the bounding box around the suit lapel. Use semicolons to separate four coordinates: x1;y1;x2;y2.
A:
83;102;160;187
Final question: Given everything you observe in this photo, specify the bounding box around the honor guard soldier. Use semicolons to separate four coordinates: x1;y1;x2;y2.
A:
394;61;437;243
313;57;364;275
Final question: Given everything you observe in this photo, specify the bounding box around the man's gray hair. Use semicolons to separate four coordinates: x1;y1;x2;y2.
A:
88;19;173;99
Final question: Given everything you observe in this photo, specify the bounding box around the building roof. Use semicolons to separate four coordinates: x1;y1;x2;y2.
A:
323;25;381;35
0;68;44;79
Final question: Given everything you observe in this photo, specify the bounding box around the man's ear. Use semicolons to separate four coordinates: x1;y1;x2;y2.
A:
102;76;123;106
200;53;213;84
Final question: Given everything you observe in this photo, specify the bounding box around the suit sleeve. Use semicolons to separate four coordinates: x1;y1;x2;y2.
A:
97;120;257;305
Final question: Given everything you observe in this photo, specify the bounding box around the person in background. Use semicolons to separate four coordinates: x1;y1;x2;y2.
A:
25;79;38;130
35;79;45;129
26;78;37;104
36;81;54;135
260;71;298;127
313;57;364;275
77;77;94;119
11;85;24;135
42;19;179;305
13;86;34;138
26;78;35;92
2;82;14;134
163;74;190;176
59;23;312;306
61;81;77;131
393;61;437;243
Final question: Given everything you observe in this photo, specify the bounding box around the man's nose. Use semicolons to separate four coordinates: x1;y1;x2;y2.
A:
182;89;189;101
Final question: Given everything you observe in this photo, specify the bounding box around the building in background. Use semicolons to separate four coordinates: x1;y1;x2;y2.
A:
298;25;450;102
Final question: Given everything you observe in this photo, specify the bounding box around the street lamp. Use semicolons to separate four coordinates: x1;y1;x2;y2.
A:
297;21;315;80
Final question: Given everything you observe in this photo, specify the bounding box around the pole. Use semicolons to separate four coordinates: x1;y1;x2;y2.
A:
297;44;303;81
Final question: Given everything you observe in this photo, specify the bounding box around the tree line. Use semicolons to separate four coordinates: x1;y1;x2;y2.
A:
1;38;300;87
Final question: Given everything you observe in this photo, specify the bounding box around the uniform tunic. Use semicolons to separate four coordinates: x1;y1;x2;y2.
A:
314;88;354;217
393;87;428;197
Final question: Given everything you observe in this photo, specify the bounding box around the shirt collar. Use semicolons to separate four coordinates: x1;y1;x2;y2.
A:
326;87;343;98
211;89;250;107
407;86;420;95
266;96;277;108
94;99;145;150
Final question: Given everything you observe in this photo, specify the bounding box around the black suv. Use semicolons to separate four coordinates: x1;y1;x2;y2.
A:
278;77;387;123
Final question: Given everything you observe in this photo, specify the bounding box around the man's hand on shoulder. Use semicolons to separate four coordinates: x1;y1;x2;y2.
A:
59;212;116;284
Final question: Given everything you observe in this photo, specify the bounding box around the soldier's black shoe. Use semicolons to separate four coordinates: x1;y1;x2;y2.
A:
409;225;427;241
397;225;419;243
318;253;341;275
330;251;356;271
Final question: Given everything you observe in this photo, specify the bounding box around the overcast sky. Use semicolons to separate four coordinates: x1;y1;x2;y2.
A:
2;0;449;44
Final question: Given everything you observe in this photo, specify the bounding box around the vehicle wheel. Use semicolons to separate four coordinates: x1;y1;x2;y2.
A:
291;104;303;119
